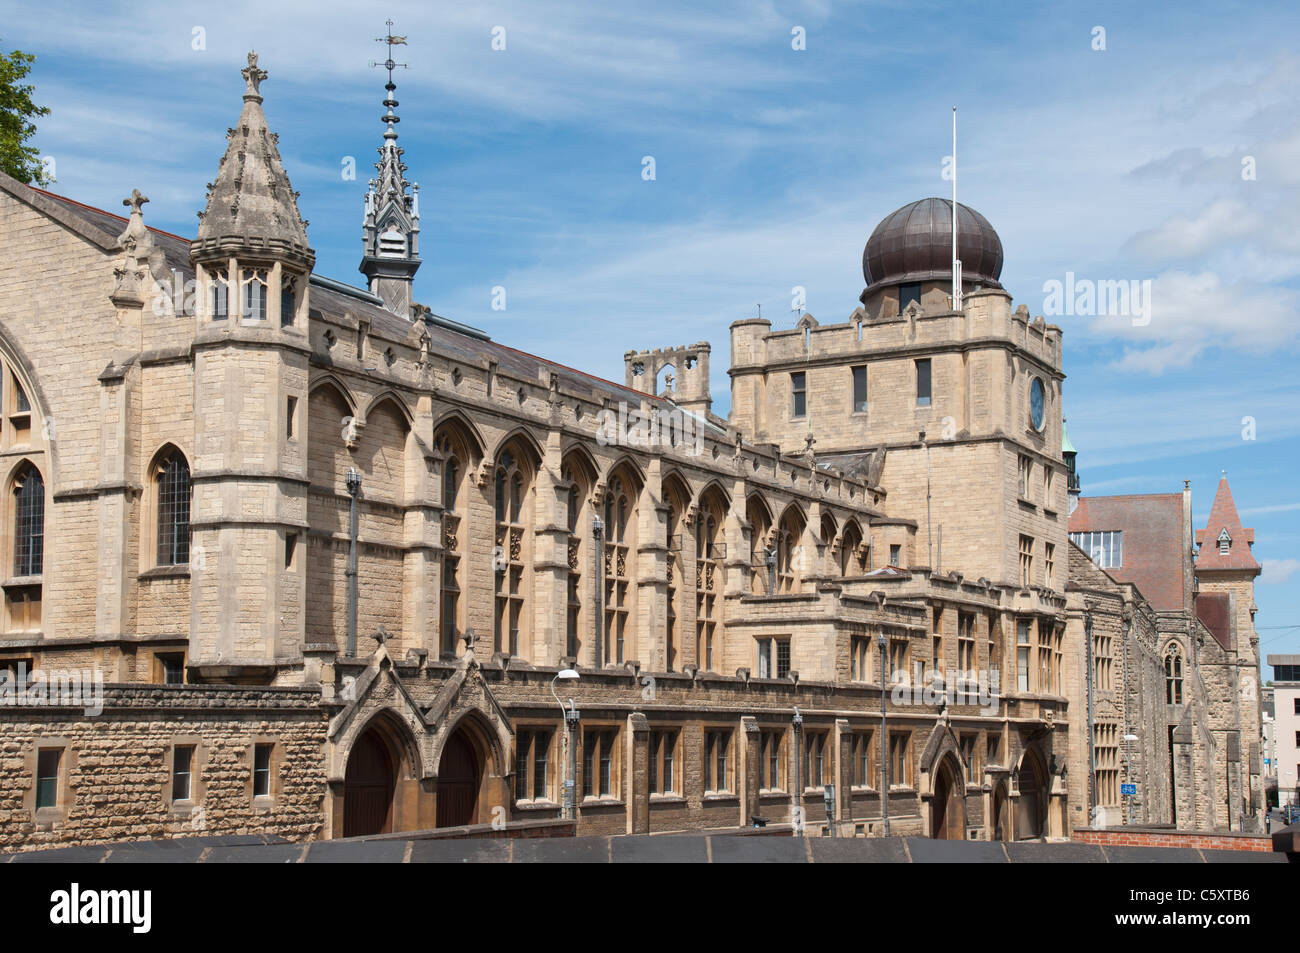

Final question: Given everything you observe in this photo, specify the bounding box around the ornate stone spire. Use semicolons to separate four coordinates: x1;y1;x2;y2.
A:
111;189;168;306
360;21;421;317
192;51;313;269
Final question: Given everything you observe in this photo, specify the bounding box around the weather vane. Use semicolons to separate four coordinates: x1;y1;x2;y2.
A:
369;18;408;87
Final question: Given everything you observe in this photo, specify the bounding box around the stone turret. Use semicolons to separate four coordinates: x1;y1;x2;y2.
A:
187;52;312;683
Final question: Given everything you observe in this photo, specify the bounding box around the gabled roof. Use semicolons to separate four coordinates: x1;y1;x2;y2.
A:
1194;476;1260;572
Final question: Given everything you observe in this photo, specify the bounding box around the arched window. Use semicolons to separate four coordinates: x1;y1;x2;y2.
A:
13;464;44;577
775;506;805;594
747;497;773;595
562;457;592;661
494;448;531;657
1164;644;1184;705
435;429;471;656
602;473;637;666
242;268;268;321
155;450;191;567
694;492;726;672
840;521;865;577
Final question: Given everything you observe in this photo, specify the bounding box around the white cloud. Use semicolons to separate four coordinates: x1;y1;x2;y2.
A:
1260;557;1300;585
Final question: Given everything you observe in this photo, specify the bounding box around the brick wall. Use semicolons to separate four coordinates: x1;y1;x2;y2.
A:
1071;827;1272;852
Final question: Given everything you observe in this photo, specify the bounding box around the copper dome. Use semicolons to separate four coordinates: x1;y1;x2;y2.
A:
862;197;1003;290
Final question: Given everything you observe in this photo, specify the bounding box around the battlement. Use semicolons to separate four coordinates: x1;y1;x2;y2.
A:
624;342;712;417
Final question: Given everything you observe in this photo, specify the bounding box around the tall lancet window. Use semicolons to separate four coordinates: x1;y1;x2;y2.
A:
155;450;192;567
13;464;44;577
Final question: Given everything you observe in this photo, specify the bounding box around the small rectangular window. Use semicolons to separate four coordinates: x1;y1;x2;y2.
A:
899;282;922;313
172;745;194;801
159;653;185;686
776;638;791;679
286;396;297;439
36;748;60;809
791;372;806;419
253;744;273;798
285;533;297;570
916;359;931;407
889;544;901;566
851;366;868;413
757;638;772;678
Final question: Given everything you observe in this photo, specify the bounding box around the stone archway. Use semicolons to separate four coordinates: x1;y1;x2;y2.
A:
343;724;398;837
436;725;482;827
930;753;966;840
1016;749;1047;839
991;779;1010;842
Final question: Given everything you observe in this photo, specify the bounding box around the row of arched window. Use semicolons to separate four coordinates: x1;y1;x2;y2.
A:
432;416;881;671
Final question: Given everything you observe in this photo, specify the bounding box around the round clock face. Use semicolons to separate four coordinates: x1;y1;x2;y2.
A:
1030;378;1045;430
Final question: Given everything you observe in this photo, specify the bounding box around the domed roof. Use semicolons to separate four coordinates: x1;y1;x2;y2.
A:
862;197;1003;290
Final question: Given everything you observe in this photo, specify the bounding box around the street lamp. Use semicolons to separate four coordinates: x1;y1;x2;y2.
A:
592;514;605;667
551;668;581;821
1122;733;1138;826
877;632;890;836
344;467;362;657
792;707;804;836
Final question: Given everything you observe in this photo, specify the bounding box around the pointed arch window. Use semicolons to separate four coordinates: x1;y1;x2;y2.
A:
13;465;44;577
494;450;529;657
280;274;298;327
694;496;725;672
1164;644;1184;705
155;450;191;567
603;475;634;666
562;462;587;661
435;429;472;657
242;269;268;321
209;275;229;321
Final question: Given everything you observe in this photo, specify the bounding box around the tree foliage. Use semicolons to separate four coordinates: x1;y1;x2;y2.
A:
0;42;51;186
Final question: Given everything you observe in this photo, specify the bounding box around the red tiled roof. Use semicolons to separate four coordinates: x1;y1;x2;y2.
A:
1194;477;1260;572
1068;493;1187;612
1196;592;1233;650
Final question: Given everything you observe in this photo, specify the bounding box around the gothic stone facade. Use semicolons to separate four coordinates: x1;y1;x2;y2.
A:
0;54;1252;849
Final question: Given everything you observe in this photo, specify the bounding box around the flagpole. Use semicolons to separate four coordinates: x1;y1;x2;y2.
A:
952;106;959;312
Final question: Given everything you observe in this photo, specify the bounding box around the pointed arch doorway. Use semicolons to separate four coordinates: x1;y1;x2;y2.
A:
436;726;482;827
930;754;966;839
343;725;397;837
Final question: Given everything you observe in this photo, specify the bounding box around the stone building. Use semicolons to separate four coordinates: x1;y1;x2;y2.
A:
0;50;1253;850
1065;470;1266;832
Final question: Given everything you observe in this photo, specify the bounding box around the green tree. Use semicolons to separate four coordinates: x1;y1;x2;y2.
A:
0;42;50;185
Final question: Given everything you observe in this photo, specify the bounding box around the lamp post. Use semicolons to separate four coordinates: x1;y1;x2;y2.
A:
792;707;803;836
551;668;581;821
592;514;605;667
878;632;891;836
345;467;362;657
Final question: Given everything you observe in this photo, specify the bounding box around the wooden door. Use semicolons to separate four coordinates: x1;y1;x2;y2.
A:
343;727;395;837
437;730;480;827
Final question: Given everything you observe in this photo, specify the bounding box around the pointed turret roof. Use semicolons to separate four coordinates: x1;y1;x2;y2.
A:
192;51;313;268
1194;474;1260;572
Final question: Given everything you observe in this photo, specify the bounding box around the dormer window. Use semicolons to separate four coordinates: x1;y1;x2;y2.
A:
1217;528;1231;556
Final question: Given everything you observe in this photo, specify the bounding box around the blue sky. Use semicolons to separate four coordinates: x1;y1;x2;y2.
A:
5;0;1298;669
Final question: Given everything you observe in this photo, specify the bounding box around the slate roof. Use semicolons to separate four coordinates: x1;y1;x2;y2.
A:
1194;477;1260;572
